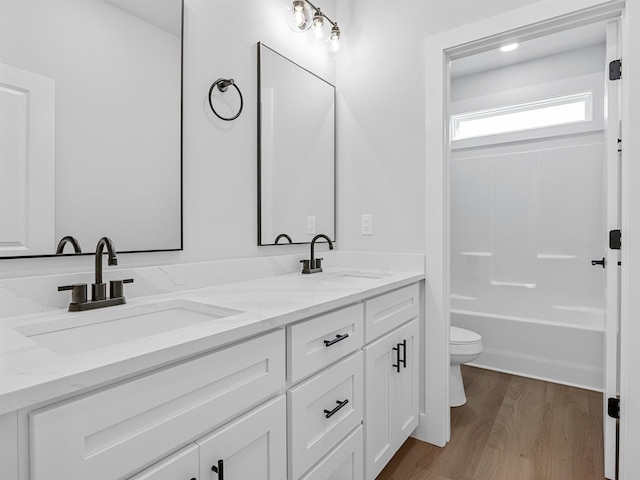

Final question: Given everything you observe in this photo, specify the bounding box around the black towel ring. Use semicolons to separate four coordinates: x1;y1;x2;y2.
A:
208;78;243;121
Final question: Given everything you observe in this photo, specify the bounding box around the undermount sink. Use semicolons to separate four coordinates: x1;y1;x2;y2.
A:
314;272;384;284
17;299;242;356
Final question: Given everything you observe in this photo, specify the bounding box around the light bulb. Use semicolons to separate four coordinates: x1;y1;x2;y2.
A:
287;0;312;32
309;10;330;45
328;24;343;56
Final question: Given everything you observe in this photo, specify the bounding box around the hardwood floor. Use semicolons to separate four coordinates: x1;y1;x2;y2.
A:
377;366;604;480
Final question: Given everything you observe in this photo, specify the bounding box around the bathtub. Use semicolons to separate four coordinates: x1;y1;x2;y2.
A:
451;308;604;391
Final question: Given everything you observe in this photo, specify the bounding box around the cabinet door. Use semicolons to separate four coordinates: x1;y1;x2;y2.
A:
197;396;286;480
128;444;198;480
364;319;419;480
391;319;419;447
364;330;395;480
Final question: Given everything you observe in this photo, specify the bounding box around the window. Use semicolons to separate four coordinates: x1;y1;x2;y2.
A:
451;91;593;141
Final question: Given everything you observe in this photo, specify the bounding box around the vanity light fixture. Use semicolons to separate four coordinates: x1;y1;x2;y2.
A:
500;43;519;52
287;0;344;55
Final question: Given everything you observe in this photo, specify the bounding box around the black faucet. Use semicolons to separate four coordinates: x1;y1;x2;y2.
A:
93;236;118;301
301;234;334;274
58;236;133;311
55;235;82;254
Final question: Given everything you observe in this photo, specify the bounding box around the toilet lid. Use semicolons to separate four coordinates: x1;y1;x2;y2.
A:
450;326;481;345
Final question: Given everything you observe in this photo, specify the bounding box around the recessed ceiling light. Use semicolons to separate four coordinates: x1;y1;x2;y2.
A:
500;43;519;52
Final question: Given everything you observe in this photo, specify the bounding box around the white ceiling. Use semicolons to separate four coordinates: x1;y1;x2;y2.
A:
451;22;606;78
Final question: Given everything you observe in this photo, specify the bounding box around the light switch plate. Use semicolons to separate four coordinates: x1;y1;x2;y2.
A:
361;214;373;235
307;216;316;234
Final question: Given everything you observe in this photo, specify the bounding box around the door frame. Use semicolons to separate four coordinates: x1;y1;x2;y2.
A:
421;1;638;477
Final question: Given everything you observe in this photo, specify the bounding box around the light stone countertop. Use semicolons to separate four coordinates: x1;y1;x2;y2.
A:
0;267;424;415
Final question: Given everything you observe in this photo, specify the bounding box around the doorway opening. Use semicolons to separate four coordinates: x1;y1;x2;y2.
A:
446;18;620;480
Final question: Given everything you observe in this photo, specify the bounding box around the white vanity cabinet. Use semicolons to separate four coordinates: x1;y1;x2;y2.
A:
363;284;420;480
29;330;285;480
6;276;423;480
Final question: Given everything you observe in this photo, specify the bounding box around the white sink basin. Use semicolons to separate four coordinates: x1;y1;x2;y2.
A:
17;299;242;356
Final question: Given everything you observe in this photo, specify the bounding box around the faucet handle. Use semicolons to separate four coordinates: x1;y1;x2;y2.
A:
110;278;134;299
300;259;311;274
314;257;324;270
58;283;88;305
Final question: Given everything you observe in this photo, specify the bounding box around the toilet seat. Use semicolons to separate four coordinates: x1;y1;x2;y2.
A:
450;326;482;356
450;326;481;345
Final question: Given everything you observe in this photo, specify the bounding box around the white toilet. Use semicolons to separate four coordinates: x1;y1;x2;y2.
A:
450;326;483;407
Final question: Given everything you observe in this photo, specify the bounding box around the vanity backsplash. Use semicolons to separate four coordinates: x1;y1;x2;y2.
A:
0;252;424;319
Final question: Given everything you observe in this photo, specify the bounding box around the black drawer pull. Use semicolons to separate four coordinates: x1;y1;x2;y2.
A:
211;459;224;479
324;333;349;347
324;399;349;418
392;339;407;373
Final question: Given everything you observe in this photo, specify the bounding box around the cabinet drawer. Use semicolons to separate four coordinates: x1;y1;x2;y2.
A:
288;303;363;383
288;351;363;480
30;329;285;480
128;444;198;480
365;283;419;343
299;426;363;480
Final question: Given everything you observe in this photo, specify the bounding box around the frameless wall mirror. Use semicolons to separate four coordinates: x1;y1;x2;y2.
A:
0;0;183;258
257;42;335;246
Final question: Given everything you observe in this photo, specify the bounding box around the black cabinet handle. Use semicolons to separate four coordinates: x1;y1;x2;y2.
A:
591;257;606;268
324;399;349;418
211;459;224;479
400;339;407;369
392;340;407;373
324;333;349;347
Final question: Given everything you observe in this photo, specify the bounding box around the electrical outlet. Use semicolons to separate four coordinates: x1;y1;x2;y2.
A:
307;216;316;235
361;214;373;235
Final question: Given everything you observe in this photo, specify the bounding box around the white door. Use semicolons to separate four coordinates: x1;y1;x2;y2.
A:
603;19;621;480
197;396;287;480
0;62;55;256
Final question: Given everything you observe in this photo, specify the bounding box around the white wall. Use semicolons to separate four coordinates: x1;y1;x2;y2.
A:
335;0;543;254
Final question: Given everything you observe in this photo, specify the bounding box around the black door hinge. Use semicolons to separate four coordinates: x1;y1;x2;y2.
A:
610;59;622;80
618;138;622;153
608;397;620;419
610;230;621;250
